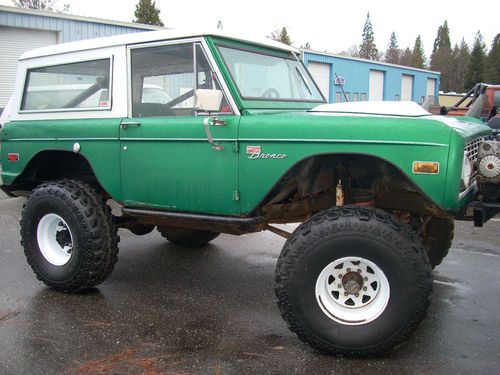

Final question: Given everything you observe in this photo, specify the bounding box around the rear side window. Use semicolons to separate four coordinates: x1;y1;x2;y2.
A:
21;59;111;111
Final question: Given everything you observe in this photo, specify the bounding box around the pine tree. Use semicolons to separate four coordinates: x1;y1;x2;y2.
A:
410;35;426;68
384;32;400;64
450;39;470;92
134;0;164;27
359;13;379;60
486;33;500;84
430;21;453;91
399;48;412;66
269;27;292;46
465;31;487;90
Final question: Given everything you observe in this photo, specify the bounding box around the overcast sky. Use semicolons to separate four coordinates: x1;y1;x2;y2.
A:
1;0;499;57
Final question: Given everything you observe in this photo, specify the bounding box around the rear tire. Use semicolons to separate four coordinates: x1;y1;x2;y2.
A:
157;226;219;247
20;180;119;293
275;206;433;356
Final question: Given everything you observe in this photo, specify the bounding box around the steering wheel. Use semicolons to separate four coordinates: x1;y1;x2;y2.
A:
261;88;280;99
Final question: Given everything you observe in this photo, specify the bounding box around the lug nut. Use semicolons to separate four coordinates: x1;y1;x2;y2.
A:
357;269;362;273
364;277;368;281
355;293;359;297
346;268;351;272
363;287;367;291
338;274;343;278
337;284;342;288
344;292;348;296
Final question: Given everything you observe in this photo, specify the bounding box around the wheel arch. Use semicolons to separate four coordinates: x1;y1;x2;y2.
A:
251;152;448;221
5;150;110;197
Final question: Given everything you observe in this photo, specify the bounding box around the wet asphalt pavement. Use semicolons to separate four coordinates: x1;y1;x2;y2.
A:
0;192;499;375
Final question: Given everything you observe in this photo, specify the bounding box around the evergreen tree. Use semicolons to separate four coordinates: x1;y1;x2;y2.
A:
399;48;412;66
410;35;426;68
486;33;500;84
430;21;453;91
384;32;400;64
269;27;292;46
450;39;470;92
465;31;487;90
13;0;69;12
134;0;164;27
359;13;379;60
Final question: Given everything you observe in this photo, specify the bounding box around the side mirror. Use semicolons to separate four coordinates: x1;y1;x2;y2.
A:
195;89;223;113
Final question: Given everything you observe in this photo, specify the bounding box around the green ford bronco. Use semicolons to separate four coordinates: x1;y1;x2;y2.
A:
1;30;499;356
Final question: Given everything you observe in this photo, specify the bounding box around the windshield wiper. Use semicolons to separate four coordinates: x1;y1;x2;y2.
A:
291;52;313;97
295;67;312;96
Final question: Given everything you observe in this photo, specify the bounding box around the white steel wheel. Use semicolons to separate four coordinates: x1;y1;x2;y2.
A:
315;256;390;325
36;213;74;266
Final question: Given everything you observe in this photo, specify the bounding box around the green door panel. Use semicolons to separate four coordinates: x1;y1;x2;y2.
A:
0;119;122;200
237;113;457;214
119;115;240;215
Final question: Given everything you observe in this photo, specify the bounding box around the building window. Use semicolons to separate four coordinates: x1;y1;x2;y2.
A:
343;92;350;102
21;59;111;111
360;93;367;101
335;92;342;103
395;94;400;101
352;93;359;102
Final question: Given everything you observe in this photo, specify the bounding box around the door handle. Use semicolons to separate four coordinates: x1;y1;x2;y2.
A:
120;121;141;129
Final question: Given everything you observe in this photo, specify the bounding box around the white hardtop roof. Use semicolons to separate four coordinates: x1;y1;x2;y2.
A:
20;28;297;60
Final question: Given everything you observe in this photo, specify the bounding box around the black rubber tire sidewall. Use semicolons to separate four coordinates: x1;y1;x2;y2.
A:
22;193;87;283
275;206;433;355
20;180;119;292
289;233;420;350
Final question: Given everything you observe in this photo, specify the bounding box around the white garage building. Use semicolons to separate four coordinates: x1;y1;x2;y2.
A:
0;5;157;110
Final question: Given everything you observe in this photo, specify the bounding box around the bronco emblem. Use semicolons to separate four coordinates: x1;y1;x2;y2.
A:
246;145;287;160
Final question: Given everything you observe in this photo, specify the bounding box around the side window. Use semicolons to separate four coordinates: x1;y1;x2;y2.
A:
21;59;110;111
131;43;231;118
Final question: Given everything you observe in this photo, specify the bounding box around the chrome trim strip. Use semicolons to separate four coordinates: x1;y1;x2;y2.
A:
238;138;448;147
120;138;237;142
7;138;117;141
7;137;447;147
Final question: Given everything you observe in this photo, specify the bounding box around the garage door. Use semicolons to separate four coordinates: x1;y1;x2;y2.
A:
401;74;413;101
369;70;384;101
426;78;436;97
0;27;58;108
307;62;330;102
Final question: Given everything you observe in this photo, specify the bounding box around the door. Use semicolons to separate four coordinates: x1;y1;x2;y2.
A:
369;70;384;101
120;42;240;215
426;78;436;97
308;62;331;102
401;74;413;101
0;26;58;108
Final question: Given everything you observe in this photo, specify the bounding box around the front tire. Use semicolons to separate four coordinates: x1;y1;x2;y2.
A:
422;217;454;268
275;206;433;356
20;180;118;293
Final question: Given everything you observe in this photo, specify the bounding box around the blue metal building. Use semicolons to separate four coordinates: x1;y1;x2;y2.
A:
303;50;440;104
0;5;157;108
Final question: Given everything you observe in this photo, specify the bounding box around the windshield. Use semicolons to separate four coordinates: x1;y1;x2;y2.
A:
218;46;325;102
